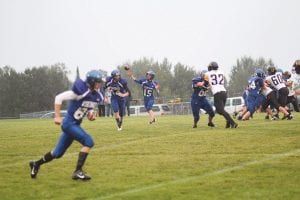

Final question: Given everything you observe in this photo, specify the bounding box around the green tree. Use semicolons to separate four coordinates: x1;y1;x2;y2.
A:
0;64;71;117
171;63;197;101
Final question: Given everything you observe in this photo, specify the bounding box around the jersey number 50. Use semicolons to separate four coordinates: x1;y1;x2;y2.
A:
210;74;224;85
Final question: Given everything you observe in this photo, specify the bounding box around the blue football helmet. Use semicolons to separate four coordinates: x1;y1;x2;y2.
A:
111;69;121;77
276;67;283;73
255;69;265;79
86;70;103;87
200;69;208;78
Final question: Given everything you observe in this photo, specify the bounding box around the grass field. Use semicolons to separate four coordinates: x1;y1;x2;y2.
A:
0;113;300;200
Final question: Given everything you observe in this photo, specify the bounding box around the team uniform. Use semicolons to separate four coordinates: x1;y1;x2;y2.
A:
205;62;237;128
291;73;300;95
104;76;129;118
29;70;103;180
52;79;102;156
265;72;289;107
134;78;158;111
283;72;299;112
246;76;264;115
191;77;215;128
261;83;280;113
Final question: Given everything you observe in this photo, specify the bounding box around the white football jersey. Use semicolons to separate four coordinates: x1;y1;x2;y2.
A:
266;72;286;90
205;70;226;95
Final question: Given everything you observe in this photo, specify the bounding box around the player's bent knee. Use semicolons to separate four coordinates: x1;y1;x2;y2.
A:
84;136;94;148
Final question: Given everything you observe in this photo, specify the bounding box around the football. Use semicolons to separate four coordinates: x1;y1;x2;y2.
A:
124;64;130;71
87;110;96;121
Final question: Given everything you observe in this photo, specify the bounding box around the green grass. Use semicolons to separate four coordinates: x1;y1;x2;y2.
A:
0;113;299;200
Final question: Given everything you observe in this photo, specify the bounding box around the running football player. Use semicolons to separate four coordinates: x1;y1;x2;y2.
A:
191;70;215;128
29;70;104;180
104;69;129;131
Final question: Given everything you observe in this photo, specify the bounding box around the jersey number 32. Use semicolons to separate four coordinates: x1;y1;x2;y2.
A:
210;74;224;85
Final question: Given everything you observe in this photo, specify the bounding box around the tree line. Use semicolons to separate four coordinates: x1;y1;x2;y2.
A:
0;63;71;117
0;56;274;117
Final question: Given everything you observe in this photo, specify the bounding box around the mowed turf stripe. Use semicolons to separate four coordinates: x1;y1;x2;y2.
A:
92;148;300;200
0;130;204;169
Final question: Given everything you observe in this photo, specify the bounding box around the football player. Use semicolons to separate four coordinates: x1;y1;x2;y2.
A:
265;66;292;118
104;69;129;131
129;70;160;124
240;69;265;120
29;70;104;180
261;68;292;120
205;62;238;128
283;71;299;112
191;70;215;128
291;60;300;96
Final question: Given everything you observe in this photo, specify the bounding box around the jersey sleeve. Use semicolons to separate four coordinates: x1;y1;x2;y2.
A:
55;90;78;105
134;79;144;84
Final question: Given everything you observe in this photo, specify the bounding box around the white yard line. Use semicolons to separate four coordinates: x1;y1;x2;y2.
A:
92;148;300;200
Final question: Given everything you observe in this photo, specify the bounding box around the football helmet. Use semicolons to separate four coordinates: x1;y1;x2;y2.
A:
146;70;155;80
111;69;121;77
208;62;218;71
200;69;208;78
293;60;300;74
255;69;265;79
267;66;276;75
282;71;291;80
276;67;283;73
86;70;103;87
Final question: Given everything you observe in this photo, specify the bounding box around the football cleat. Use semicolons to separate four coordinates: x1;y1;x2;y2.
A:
117;126;123;131
29;161;40;179
193;124;197;128
265;115;270;120
231;123;238;128
72;170;91;180
225;121;231;128
271;115;279;120
149;118;156;124
208;122;215;128
232;112;238;119
286;114;293;120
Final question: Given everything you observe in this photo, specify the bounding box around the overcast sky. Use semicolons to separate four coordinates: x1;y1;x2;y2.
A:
0;0;299;79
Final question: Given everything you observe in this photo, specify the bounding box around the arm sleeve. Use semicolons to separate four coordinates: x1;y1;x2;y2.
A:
55;91;78;105
134;79;143;84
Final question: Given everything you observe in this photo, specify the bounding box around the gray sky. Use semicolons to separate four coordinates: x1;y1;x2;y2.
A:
0;0;299;79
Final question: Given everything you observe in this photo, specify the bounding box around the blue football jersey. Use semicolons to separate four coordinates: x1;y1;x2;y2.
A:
105;77;128;98
248;77;264;95
134;78;158;97
192;77;209;98
67;79;102;124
